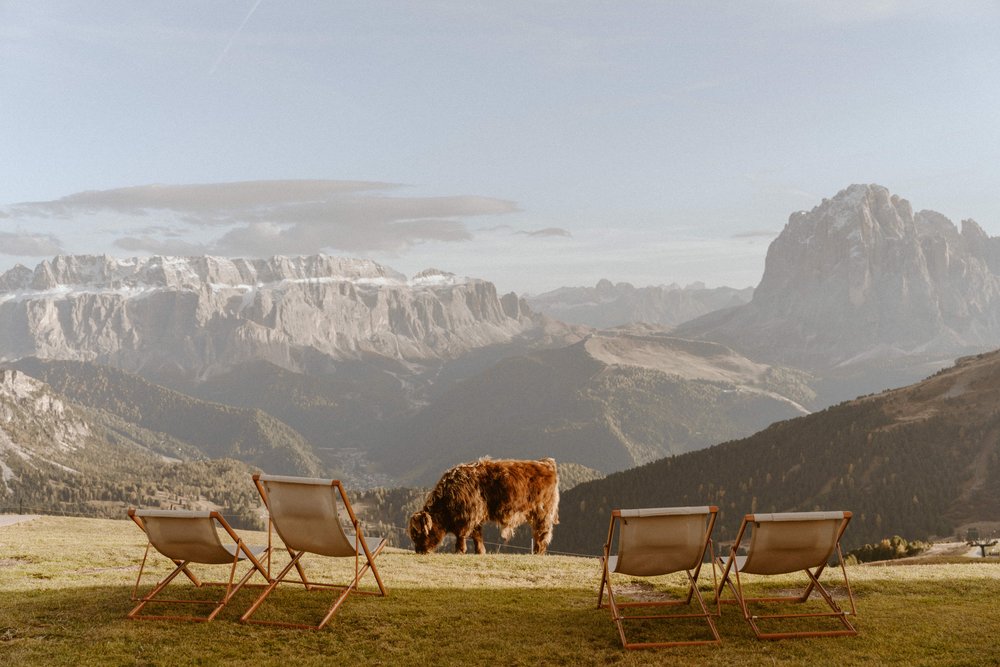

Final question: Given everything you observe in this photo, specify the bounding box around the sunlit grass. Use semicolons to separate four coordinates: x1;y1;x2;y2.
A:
2;516;1000;665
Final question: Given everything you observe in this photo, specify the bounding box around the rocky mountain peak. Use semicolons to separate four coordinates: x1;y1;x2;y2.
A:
676;185;1000;379
0;264;32;291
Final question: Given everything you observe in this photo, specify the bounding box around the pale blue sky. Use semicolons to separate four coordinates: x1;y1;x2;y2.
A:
2;1;999;293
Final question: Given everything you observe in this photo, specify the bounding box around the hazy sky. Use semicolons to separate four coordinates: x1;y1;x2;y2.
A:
2;2;999;294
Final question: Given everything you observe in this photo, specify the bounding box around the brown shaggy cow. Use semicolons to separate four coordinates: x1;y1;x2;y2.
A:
408;457;559;555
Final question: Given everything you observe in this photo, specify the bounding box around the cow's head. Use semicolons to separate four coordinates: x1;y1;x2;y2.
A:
408;510;445;554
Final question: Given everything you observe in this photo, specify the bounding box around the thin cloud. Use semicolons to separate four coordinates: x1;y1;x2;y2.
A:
114;235;211;256
122;224;188;238
732;230;778;239
5;180;518;257
11;180;399;219
516;227;573;238
0;232;63;256
211;218;472;256
477;224;515;233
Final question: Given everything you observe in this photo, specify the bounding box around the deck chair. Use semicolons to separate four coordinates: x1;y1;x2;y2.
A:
597;506;720;649
716;511;857;639
241;474;388;630
127;508;270;622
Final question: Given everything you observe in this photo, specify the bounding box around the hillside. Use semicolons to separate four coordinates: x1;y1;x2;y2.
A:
10;358;324;476
554;349;1000;554
377;331;815;484
0;369;261;525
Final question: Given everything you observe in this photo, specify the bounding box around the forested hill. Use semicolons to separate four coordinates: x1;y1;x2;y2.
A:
11;358;324;476
553;350;1000;555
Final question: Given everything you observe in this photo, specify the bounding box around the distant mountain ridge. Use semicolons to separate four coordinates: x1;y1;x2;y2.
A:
378;329;815;484
554;348;1000;554
526;279;753;328
677;184;1000;375
0;254;539;376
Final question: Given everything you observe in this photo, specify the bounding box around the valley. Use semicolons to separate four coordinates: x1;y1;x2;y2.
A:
2;185;1000;553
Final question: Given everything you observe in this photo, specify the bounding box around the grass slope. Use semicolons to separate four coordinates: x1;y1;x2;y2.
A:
11;358;324;476
3;516;1000;665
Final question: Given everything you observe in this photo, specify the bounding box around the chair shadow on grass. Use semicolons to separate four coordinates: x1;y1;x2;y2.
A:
0;582;747;664
0;589;760;660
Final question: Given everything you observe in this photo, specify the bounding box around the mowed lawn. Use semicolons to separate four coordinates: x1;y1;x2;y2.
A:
2;516;999;666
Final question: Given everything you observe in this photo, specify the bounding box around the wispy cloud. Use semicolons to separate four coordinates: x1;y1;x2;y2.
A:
732;229;778;239
4;180;518;257
11;180;396;219
515;227;573;238
0;232;62;256
113;235;211;256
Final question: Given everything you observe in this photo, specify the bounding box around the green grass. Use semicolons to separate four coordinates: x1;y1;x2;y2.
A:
3;516;1000;665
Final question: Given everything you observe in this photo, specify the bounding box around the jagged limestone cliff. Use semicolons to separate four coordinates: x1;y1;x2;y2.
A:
677;184;1000;370
0;255;536;376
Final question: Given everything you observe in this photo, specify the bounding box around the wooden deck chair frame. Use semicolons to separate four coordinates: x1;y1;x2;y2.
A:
716;511;857;640
241;474;388;630
127;508;270;622
597;506;721;649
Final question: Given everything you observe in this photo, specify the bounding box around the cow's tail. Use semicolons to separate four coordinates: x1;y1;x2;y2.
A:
540;458;559;525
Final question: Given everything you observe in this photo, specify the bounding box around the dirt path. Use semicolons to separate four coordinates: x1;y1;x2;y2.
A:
0;514;39;528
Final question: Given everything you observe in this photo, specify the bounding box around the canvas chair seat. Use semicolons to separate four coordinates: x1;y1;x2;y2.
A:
597;505;720;649
343;534;385;557
716;510;858;640
241;474;388;630
127;508;271;622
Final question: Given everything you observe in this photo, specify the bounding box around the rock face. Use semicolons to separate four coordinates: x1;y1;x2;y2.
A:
0;368;90;494
676;184;1000;371
0;368;90;456
526;280;753;328
0;255;536;375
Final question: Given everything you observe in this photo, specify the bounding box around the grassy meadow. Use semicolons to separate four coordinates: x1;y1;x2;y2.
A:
2;515;999;666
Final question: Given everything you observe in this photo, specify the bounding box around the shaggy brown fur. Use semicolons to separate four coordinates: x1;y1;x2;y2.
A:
408;457;560;555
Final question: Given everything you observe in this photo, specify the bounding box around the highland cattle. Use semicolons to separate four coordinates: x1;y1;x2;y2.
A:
408;457;559;554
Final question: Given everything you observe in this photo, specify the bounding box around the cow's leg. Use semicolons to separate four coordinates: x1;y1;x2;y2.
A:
471;526;486;555
454;526;469;554
531;518;553;554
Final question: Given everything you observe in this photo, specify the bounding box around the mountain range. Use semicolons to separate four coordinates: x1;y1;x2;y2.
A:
3;183;1000;550
0;255;542;376
374;330;813;484
525;280;753;328
0;251;815;487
